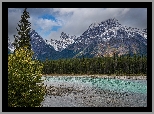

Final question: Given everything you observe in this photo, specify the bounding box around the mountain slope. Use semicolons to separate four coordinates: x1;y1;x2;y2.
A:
8;30;58;60
29;29;59;60
45;32;76;51
8;18;147;60
63;18;147;58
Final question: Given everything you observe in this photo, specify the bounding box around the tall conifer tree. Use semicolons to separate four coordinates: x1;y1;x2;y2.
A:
13;8;31;50
8;8;45;107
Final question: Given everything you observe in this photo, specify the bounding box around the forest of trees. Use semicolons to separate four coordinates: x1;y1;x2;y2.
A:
42;54;147;76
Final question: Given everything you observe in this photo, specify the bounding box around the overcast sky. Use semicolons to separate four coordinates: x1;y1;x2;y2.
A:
8;8;147;42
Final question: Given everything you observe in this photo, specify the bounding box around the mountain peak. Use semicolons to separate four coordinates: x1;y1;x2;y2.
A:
9;18;147;60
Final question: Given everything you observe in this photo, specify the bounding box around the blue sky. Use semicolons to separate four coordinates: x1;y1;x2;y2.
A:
8;8;147;42
37;14;62;37
39;14;56;21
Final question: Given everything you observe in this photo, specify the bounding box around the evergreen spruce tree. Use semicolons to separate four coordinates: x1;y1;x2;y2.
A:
8;8;45;107
12;8;31;50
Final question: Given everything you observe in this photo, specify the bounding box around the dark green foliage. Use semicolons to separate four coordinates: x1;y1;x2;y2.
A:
12;8;31;50
8;47;45;107
8;8;45;107
42;54;147;75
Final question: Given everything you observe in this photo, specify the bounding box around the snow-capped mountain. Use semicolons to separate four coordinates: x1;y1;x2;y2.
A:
45;32;76;51
29;29;59;60
8;29;58;60
45;18;147;58
8;37;14;53
8;18;147;60
64;18;147;57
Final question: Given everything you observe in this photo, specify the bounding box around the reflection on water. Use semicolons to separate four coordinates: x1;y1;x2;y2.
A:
41;76;147;107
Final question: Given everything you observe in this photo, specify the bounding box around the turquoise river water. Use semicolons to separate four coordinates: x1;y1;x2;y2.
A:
41;76;147;107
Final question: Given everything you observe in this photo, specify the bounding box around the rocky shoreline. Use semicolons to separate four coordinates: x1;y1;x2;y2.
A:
90;75;147;80
41;84;147;107
41;75;147;107
42;75;147;80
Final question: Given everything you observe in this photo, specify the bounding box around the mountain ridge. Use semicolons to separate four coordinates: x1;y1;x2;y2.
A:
8;18;147;60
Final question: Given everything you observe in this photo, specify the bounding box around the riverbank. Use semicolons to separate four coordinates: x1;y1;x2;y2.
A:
42;74;147;80
41;77;147;107
42;86;147;107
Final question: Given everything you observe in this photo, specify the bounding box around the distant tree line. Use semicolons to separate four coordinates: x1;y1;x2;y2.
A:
42;54;147;76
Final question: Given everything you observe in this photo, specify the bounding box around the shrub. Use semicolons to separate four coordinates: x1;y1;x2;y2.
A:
8;47;45;107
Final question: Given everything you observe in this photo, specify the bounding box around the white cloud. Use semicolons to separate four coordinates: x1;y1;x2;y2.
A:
8;9;23;41
52;8;79;15
36;18;56;30
121;8;130;15
46;31;61;41
46;8;133;40
8;8;147;42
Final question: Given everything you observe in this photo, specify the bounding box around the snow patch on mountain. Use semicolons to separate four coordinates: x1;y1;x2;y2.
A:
45;32;77;51
8;37;15;52
8;18;147;60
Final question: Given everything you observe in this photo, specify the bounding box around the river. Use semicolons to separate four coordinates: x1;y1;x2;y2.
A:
40;75;147;107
